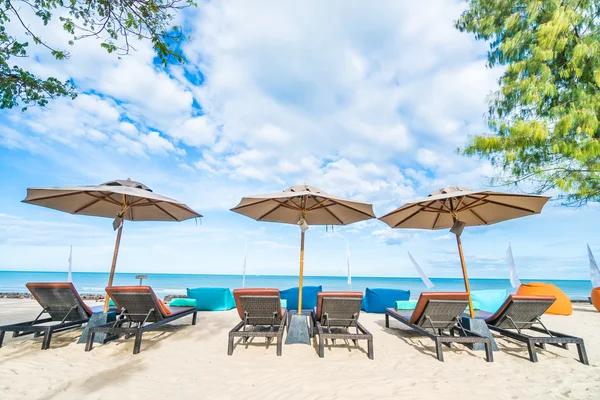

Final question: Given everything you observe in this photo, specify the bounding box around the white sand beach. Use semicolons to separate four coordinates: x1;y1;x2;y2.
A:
0;299;599;400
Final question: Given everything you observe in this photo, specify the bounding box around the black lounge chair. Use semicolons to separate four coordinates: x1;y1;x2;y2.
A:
229;288;288;356
312;292;373;359
85;286;197;354
385;292;493;362
0;282;106;350
477;294;588;365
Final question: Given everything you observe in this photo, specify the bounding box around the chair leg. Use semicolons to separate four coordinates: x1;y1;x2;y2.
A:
41;329;52;350
277;335;283;357
577;343;589;365
319;334;324;358
484;341;494;362
0;331;5;348
527;340;538;362
133;330;143;355
227;334;234;356
33;331;41;338
385;313;389;328
85;331;95;352
368;338;374;360
435;339;444;362
192;312;197;326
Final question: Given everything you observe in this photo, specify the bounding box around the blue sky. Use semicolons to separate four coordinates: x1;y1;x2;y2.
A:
0;1;598;280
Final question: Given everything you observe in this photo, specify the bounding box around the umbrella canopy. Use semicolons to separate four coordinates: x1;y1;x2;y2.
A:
23;179;200;223
379;186;550;229
231;184;375;312
231;184;374;225
23;179;201;311
379;186;550;317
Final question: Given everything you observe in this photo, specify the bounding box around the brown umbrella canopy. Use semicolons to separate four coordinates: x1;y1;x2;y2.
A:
23;179;201;222
231;184;375;225
379;186;550;229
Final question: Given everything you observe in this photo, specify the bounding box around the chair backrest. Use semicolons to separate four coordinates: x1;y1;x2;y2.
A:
26;282;92;321
315;292;363;327
410;292;469;328
485;295;556;329
106;286;170;323
233;288;283;325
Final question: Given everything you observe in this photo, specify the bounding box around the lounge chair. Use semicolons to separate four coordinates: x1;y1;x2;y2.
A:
229;288;288;356
385;292;494;362
312;292;373;359
478;295;588;364
85;286;197;354
0;282;106;350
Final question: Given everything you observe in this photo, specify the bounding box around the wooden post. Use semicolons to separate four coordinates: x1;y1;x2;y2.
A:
298;230;305;313
103;221;123;312
456;234;475;318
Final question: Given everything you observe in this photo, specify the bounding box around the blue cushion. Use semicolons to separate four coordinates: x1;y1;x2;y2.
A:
362;288;410;313
186;287;235;311
169;298;197;308
280;286;322;311
471;289;508;313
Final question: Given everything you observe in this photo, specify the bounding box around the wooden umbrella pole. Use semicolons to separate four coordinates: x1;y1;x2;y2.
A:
456;234;475;318
103;221;124;312
298;230;305;313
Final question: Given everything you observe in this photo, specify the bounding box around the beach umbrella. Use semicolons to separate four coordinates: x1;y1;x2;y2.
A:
379;186;550;317
23;178;201;311
231;184;375;312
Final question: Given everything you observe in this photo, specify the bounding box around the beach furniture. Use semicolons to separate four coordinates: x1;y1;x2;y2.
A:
229;288;288;356
516;283;572;315
361;287;410;313
186;287;235;311
0;282;106;350
385;292;494;362
280;285;322;311
478;295;588;364
312;292;373;359
84;286;197;354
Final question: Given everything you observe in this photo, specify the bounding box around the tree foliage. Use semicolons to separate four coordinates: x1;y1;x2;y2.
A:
456;0;600;205
1;0;194;110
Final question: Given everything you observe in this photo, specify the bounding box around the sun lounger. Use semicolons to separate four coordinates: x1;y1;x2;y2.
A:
84;286;197;354
312;292;373;359
385;292;493;362
0;282;106;350
229;288;288;356
477;294;588;364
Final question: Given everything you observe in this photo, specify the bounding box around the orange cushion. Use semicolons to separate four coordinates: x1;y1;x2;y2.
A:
516;283;572;315
591;287;600;312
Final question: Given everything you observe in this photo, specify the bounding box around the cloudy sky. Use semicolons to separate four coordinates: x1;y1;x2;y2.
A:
0;1;598;280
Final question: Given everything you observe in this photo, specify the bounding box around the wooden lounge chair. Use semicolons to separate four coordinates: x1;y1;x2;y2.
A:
478;295;588;365
0;282;107;350
85;286;197;354
229;288;288;356
385;292;494;362
312;292;373;359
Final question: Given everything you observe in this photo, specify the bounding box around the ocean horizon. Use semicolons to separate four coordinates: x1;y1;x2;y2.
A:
0;271;594;300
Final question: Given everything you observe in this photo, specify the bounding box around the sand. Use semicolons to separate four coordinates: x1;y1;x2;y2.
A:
0;299;599;400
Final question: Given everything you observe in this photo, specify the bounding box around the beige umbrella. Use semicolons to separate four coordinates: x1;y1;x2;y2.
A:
23;179;201;311
379;186;550;317
231;184;375;313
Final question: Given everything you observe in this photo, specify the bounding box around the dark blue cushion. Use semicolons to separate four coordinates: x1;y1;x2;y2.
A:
361;287;410;313
280;286;322;311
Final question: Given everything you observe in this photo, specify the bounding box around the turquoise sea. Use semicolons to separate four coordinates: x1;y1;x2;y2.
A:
0;271;594;300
